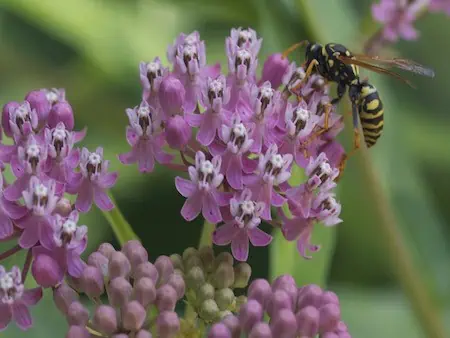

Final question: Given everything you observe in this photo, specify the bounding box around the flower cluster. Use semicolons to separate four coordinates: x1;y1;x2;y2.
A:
172;247;251;325
54;240;184;337
0;88;118;331
209;275;351;338
121;28;345;262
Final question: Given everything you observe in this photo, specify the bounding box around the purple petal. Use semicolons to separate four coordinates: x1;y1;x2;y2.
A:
185;112;203;127
175;177;196;198
10;155;24;178
98;172;118;189
39;221;55;250
94;187;114;211
19;225;39;249
4;175;28;201
0;214;13;239
0;144;16;163
180;192;203;221
208;138;227;156
66;171;83;193
137;141;155;173
75;181;94;213
202;192;222;224
2;198;28;220
12;302;32;330
66;149;81;169
213;222;239;245
248;228;273;247
282;216;310;242
118;149;137;166
67;254;87;278
231;231;250;261
73;127;87;143
126;126;139;146
212;190;233;207
226;156;243;190
197;114;217;146
271;190;286;207
203;63;221;78
21;288;43;306
0;303;12;330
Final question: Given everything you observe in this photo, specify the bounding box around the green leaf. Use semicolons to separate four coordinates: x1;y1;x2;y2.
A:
101;192;139;246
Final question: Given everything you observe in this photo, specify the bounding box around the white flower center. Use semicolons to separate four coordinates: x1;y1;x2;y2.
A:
34;184;48;198
270;154;284;169
200;161;214;175
26;144;40;158
146;62;160;74
232;123;246;138
319;161;332;176
137;106;150;118
62;220;77;235
239;30;252;42
241;201;255;215
260;86;274;99
15;105;29;119
184;34;197;46
0;274;13;290
46;90;59;104
237;49;251;61
183;45;197;57
52;128;67;141
209;79;223;93
295;108;309;122
88;153;102;166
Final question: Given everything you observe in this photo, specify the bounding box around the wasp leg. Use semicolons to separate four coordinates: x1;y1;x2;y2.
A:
282;40;309;59
290;59;319;94
331;82;347;105
323;103;333;130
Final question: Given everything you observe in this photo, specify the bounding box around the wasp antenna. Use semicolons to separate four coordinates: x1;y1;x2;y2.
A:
282;40;309;59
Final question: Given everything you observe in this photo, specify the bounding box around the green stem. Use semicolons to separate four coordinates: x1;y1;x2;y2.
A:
198;221;215;248
101;192;139;246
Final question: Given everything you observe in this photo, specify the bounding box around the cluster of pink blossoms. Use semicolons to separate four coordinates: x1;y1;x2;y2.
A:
0;89;118;330
120;28;345;262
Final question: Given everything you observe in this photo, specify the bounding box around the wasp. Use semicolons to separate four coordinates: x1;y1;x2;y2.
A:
282;41;435;150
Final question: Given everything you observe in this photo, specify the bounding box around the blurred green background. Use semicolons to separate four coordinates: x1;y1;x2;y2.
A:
0;0;449;337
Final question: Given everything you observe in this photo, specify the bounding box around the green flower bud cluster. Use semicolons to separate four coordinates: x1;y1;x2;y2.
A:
170;247;252;324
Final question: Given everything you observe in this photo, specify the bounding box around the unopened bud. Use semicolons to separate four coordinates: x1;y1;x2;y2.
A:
215;252;233;267
215;288;235;311
134;277;156;308
97;243;116;260
135;262;159;284
200;299;220;322
109;251;131;279
233;262;251;288
184;255;203;272
185;266;205;290
66;325;90;338
93;305;118;335
122;301;146;331
221;315;241;338
67;301;89;326
247;279;271;309
249;322;272;338
269;308;297;337
199;246;215;272
167;273;185;300
54;197;73;217
296;306;319;337
108;277;132;307
208;323;231;338
53;283;79;315
32;254;64;288
80;266;104;298
156;311;180;338
239;299;263;333
182;247;198;262
214;262;234;289
136;330;153;338
169;254;184;271
154;255;174;285
197;283;215;304
122;240;148;272
156;284;178;311
87;252;109;277
48;101;74;130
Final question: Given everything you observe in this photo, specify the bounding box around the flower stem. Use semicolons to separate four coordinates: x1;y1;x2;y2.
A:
198;221;215;248
101;192;139;246
0;244;21;261
21;249;33;283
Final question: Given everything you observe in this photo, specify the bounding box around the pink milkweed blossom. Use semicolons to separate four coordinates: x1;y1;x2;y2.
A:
118;101;172;173
226;27;262;57
68;147;118;213
0;266;43;331
213;189;272;261
139;57;168;107
175;151;231;224
430;0;450;15
8;101;38;145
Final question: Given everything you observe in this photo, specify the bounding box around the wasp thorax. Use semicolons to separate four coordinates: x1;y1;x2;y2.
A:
207;80;224;104
146;62;163;87
311;160;332;185
86;153;102;177
237;30;253;47
32;184;49;208
137;105;152;134
0;272;23;304
235;49;252;71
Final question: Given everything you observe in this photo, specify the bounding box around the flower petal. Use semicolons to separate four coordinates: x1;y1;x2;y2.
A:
184;112;203;127
19;225;39;249
180;192;203;221
175;177;196;198
202;193;222;224
213;222;239;245
94;187;114;211
211;190;233;207
226;156;243;190
0;303;12;331
21;288;43;306
271;190;286;207
1;198;28;220
75;181;94;213
136;141;155;173
197;114;217;146
67;254;87;278
4;175;29;201
39;220;55;250
12;302;32;331
98;172;118;189
0;214;13;240
231;231;249;262
248;228;273;247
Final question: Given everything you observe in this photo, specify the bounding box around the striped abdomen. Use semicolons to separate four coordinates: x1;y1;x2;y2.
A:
358;85;384;148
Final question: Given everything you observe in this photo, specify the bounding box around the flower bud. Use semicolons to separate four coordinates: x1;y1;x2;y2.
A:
93;305;118;335
48;101;74;130
67;301;89;326
53;283;79;315
169;254;184;271
267;290;292;318
185;266;205;290
25;89;51;122
32;254;64;288
156;311;180;338
239;299;263;333
2;101;19;137
108;277;133;307
235;295;247;312
66;325;90;338
321;333;339;338
221;315;241;338
54;197;73;217
208;323;231;338
165;115;192;150
197;283;215;304
155;255;174;285
233;262;251;288
215;252;234;267
135;262;159;284
156;284;178;311
199;246;215;272
218;310;233;320
109;251;131;279
321;291;340;306
80;266;104;298
182;247;198;262
87;252;109;277
319;303;341;333
184;254;203;272
134;277;156;308
112;335;128;338
261;53;290;89
98;243;116;260
122;301;146;331
296;305;319;337
272;275;297;308
215;288;235;311
167;273;185;300
297;284;323;309
135;330;153;338
269;308;297;337
247;279;272;309
159;76;185;117
122;240;148;272
249;322;272;338
200;299;220;322
214;262;234;289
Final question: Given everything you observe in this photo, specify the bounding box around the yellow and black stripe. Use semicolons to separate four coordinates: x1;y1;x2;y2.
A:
358;83;384;148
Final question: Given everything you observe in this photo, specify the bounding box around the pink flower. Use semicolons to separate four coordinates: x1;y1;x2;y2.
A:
243;144;292;220
118;101;172;173
226;27;262;58
0;266;43;331
139;57;168;107
213;189;272;261
311;191;342;227
175;151;231;224
259;53;290;89
430;0;450;15
69;147;118;212
8;101;38;145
